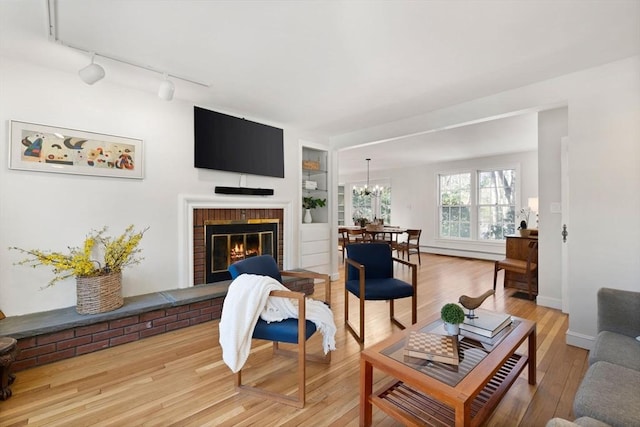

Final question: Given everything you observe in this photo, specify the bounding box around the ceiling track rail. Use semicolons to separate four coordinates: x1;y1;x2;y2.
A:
45;0;210;88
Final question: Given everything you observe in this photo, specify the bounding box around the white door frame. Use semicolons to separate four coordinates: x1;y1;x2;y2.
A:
561;137;570;313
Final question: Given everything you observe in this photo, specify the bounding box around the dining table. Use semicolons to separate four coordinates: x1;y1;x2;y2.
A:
341;225;407;243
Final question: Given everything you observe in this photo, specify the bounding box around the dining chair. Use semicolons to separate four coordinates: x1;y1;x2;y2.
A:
338;227;348;262
344;243;417;344
346;227;367;243
379;226;402;248
226;255;331;408
397;229;422;264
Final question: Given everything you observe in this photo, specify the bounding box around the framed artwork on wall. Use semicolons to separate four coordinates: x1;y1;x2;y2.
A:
8;120;144;179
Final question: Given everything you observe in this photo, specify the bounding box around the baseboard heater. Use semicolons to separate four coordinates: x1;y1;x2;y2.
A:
214;186;274;196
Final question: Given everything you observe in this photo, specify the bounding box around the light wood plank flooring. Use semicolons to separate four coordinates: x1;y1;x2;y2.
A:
0;254;588;426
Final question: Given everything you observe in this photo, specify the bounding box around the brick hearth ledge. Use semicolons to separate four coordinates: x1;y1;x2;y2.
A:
0;274;314;371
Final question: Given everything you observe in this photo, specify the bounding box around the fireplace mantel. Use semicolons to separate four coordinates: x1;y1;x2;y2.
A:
178;194;293;288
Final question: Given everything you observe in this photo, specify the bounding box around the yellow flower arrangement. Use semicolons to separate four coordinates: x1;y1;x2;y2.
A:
10;225;148;288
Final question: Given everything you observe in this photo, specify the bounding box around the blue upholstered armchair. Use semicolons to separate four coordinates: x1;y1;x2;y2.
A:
227;255;331;408
344;243;417;344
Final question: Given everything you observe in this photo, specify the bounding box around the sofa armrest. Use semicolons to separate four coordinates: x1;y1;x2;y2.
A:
597;287;640;337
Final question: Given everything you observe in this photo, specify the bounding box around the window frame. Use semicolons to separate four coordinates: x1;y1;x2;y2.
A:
476;168;517;241
348;179;392;225
437;171;472;240
436;165;521;242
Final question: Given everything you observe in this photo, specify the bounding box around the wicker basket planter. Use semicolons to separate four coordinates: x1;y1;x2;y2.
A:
76;272;124;314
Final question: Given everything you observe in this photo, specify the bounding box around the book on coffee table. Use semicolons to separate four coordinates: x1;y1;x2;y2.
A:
460;309;512;338
460;321;514;350
404;331;459;365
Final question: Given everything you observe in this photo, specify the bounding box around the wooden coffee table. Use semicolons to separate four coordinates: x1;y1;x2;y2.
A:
360;315;536;426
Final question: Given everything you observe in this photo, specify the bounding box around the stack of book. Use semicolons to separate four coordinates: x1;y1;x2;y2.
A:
403;331;459;365
460;309;512;340
303;180;318;190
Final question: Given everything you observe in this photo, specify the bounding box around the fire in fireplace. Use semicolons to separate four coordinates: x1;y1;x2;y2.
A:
205;219;279;283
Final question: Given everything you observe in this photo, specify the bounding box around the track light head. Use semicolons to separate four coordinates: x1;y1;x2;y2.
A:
78;54;105;85
158;74;174;101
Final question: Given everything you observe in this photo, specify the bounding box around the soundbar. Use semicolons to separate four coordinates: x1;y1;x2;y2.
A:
215;186;274;196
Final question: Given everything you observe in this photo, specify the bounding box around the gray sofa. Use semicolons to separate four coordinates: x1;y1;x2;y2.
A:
548;287;640;427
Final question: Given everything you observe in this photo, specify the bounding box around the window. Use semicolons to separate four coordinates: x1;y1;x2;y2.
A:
438;168;517;240
352;185;391;225
439;173;471;238
477;169;516;240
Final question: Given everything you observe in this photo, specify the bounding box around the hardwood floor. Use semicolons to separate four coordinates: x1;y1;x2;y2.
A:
0;254;588;426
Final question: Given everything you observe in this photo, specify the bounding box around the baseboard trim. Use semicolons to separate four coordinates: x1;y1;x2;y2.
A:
536;295;562;310
423;247;502;261
566;329;594;350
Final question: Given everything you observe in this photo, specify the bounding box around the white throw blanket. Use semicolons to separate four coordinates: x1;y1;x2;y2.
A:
219;273;336;373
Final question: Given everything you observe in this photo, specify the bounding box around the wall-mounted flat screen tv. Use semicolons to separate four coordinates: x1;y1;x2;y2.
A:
194;106;284;178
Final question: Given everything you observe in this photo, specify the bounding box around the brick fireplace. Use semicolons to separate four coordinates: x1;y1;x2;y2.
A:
5;203;292;372
192;208;284;285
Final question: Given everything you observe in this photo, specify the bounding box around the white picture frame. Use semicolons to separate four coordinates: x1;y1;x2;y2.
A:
9;120;144;179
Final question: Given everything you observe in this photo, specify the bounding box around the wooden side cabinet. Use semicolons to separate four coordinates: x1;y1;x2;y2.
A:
503;234;539;296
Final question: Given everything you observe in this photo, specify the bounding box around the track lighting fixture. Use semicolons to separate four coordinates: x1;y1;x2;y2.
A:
49;1;208;94
78;53;105;85
158;74;175;101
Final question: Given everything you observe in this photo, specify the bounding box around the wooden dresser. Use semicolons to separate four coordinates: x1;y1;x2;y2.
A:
503;234;539;296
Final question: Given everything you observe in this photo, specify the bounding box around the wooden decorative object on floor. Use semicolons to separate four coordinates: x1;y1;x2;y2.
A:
0;311;5;320
76;271;124;314
0;337;18;400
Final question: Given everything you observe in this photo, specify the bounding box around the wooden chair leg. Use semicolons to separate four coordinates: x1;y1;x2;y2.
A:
526;271;535;300
298;332;305;406
344;286;349;329
344;287;365;344
389;298;415;330
493;262;500;290
359;294;365;343
234;347;308;408
412;294;417;324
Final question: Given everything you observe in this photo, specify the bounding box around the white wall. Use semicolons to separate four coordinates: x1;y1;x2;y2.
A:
0;58;305;316
563;57;640;348
331;56;640;348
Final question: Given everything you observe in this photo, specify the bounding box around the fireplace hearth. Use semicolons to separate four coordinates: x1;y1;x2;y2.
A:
205;219;279;283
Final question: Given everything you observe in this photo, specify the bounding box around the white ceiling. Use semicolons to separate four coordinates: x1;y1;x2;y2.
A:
1;0;639;174
339;112;539;176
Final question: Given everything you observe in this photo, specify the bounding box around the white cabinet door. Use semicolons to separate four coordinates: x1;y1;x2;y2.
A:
300;224;330;274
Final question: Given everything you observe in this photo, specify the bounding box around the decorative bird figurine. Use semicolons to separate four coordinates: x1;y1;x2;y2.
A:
459;289;495;319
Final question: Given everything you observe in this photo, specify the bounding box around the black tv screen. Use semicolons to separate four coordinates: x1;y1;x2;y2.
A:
194;106;284;178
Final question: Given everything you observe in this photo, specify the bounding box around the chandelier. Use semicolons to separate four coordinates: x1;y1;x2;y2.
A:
353;158;383;197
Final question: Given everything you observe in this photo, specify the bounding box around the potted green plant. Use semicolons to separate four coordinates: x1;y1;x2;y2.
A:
10;225;147;314
302;196;326;223
353;217;368;227
441;303;465;335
